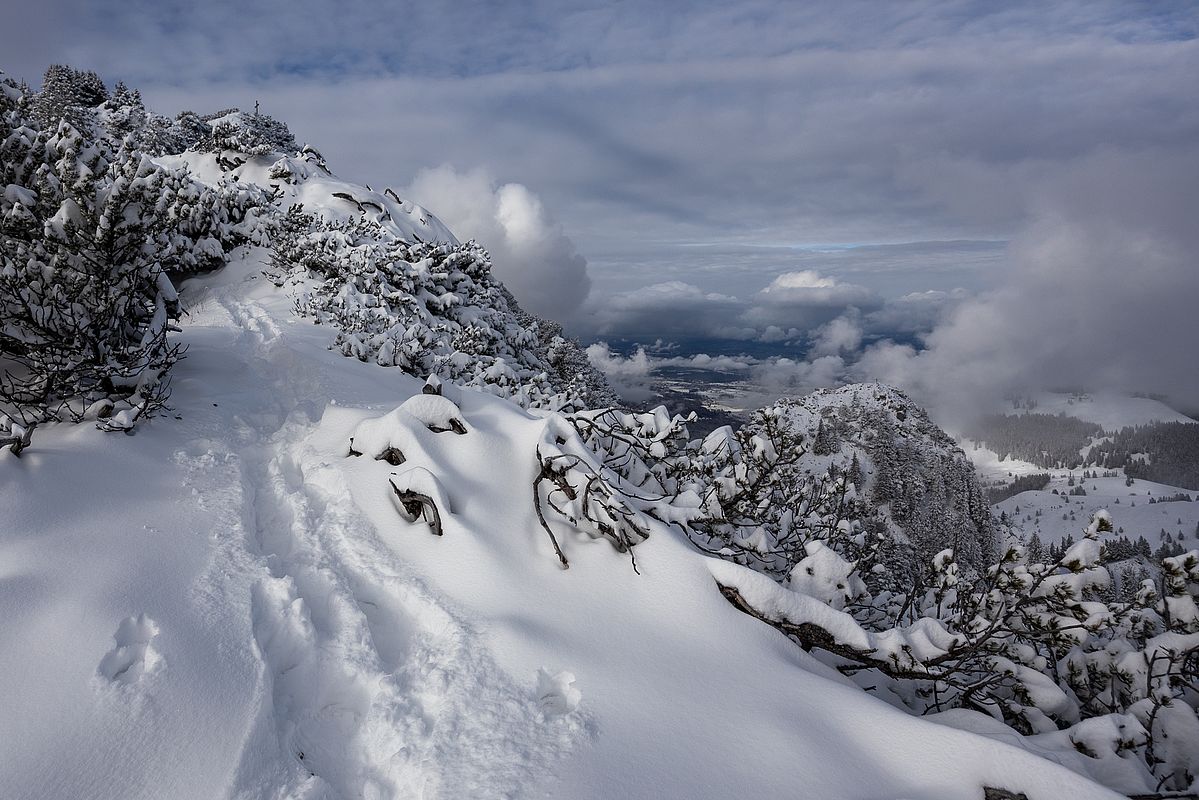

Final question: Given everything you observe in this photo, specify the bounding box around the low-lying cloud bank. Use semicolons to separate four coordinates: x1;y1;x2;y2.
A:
585;270;915;343
853;147;1199;425
588;147;1199;426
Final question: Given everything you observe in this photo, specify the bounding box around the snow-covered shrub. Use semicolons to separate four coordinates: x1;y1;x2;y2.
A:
278;209;615;412
166;177;276;275
566;385;976;587
550;388;1197;792
543;397;883;578
714;508;1199;793
531;413;681;569
0;120;175;430
268;145;330;182
506;291;619;410
90;85;214;159
0;70;265;445
201;109;298;156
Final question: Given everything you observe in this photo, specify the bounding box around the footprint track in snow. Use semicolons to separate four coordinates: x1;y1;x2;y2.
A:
223;298;283;346
193;287;582;797
242;426;584;799
98;613;161;685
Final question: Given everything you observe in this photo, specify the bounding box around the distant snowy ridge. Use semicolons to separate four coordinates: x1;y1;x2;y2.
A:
1011;391;1195;431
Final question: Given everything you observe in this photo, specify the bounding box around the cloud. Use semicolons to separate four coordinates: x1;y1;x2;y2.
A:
584;269;965;346
658;353;755;371
583;342;656;403
15;1;1193;269
589;281;751;339
860;290;968;338
849;146;1199;426
759;325;801;343
586;342;758;403
809;312;864;358
749;355;850;404
764;270;839;291
404;165;590;319
585;342;653;380
584;270;882;342
745;271;881;331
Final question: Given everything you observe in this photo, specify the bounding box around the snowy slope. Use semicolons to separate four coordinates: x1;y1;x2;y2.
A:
994;473;1199;547
1011;391;1194;430
0;250;1122;800
965;439;1199;553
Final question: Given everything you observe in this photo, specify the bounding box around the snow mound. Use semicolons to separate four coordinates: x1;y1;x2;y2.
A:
398;393;468;434
389;466;452;536
349;405;443;464
536;669;582;717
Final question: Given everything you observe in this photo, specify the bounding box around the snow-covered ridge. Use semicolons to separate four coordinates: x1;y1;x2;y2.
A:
159;149;457;246
3;67;1191;799
1011;390;1194;431
153;109;617;413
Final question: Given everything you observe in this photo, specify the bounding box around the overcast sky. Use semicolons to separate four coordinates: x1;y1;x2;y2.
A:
5;1;1197;412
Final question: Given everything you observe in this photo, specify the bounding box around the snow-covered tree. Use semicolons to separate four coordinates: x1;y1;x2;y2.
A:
32;64;107;131
0;69;270;447
714;509;1199;792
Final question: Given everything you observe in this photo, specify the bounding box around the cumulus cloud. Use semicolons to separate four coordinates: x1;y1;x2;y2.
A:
764;270;839;291
860;290;969;338
404;165;590;319
585;342;653;380
747;355;851;407
584;270;883;342
587;342;759;403
746;270;881;332
659;353;755;371
759;325;801;343
584;342;656;402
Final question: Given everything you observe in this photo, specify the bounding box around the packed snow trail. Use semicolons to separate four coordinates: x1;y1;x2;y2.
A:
198;270;583;799
0;259;579;800
0;253;1123;799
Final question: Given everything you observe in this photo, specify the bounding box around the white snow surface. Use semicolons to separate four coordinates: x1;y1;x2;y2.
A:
994;472;1199;548
0;252;1123;799
1011;391;1194;431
